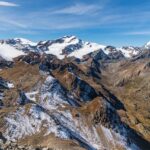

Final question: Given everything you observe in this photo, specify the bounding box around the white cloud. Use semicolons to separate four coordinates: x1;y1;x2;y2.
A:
0;1;18;7
51;3;101;15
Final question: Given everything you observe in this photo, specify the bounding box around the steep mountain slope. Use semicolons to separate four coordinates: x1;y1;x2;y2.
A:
100;58;150;142
0;37;150;150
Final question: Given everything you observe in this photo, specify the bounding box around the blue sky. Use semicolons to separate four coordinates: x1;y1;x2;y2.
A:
0;0;150;46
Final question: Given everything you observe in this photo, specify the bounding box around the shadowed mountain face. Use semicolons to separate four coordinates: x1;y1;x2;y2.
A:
0;37;150;150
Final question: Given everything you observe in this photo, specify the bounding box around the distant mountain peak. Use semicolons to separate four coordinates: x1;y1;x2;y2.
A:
13;38;37;46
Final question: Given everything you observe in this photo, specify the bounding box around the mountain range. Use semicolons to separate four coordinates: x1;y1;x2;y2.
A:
0;36;149;61
0;36;150;150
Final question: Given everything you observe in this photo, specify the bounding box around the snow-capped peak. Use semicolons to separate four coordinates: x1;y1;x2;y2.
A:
14;38;37;46
117;46;140;58
61;35;80;45
38;35;106;59
62;35;78;43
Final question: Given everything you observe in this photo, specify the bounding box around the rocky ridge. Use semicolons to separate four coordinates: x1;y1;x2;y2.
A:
0;37;150;150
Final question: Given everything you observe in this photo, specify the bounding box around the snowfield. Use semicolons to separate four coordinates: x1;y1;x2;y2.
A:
118;47;139;58
0;43;25;61
44;36;106;59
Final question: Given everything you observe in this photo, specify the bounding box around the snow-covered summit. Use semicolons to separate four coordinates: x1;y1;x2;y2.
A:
62;35;80;43
117;46;141;58
37;35;106;59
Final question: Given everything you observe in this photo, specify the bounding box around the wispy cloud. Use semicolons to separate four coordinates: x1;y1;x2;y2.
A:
0;1;19;7
16;30;37;35
124;31;150;35
51;3;101;15
1;19;26;28
0;0;150;39
0;15;27;29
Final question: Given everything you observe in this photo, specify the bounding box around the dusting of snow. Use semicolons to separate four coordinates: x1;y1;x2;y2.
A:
5;108;37;140
4;75;141;150
4;105;63;140
39;76;69;110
